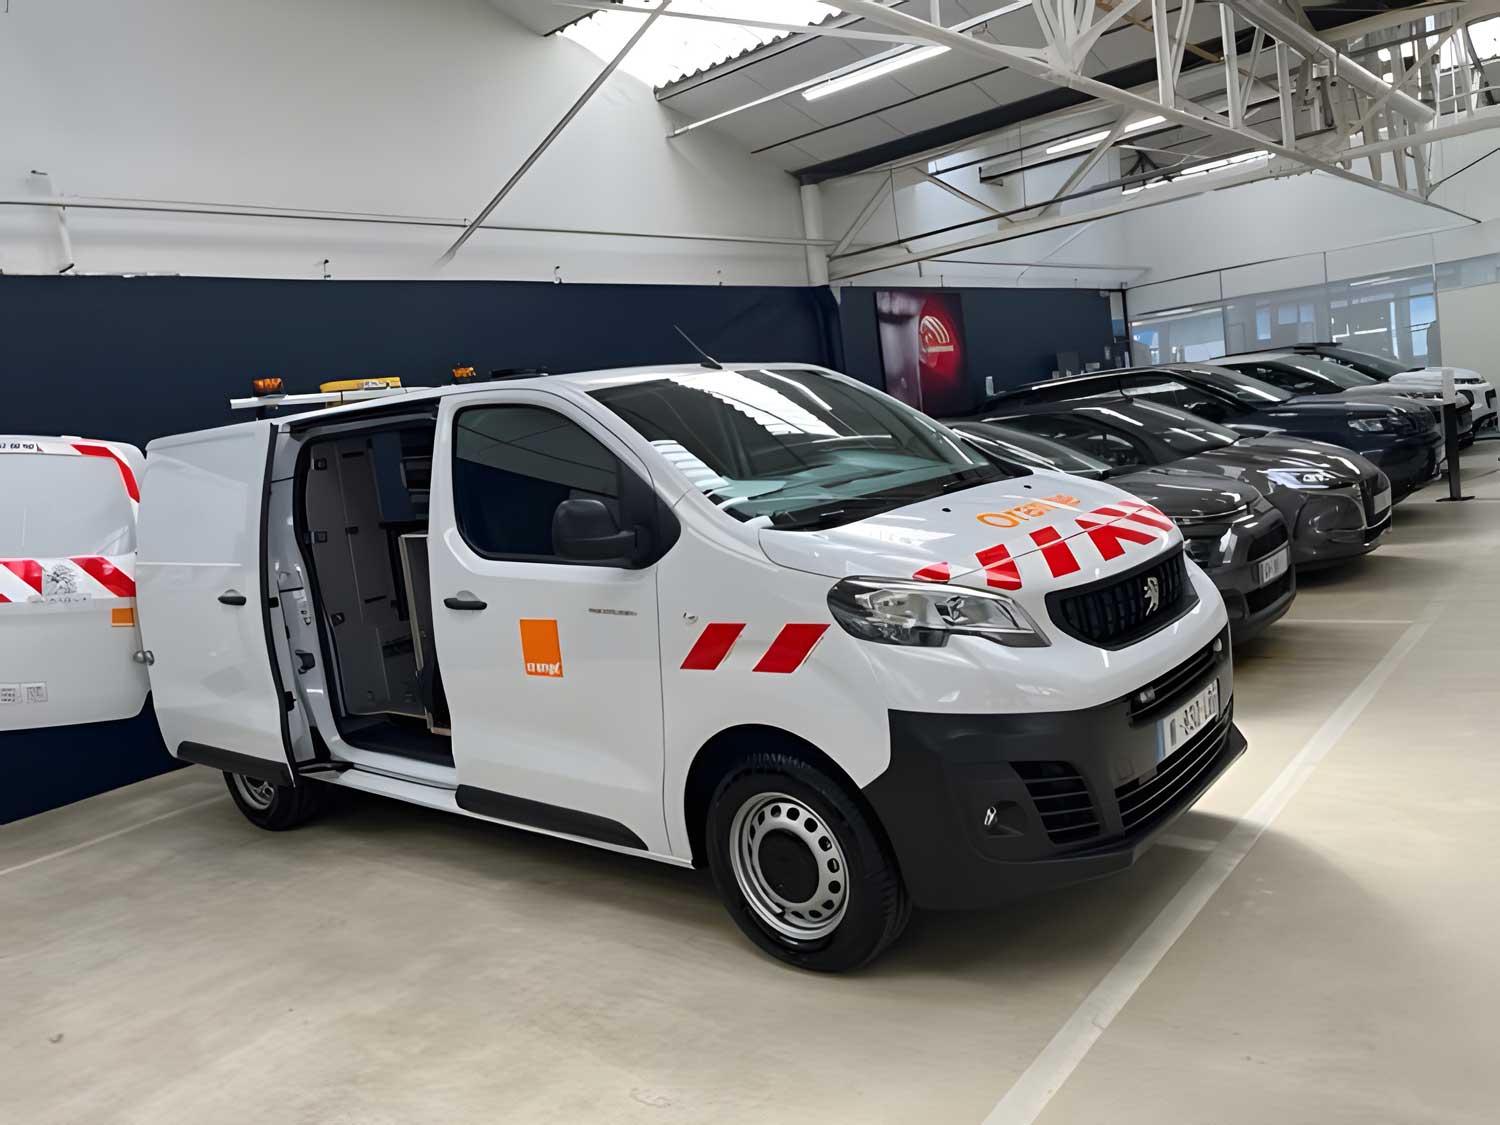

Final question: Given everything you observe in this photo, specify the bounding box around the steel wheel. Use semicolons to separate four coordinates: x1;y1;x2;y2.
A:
232;774;276;811
729;791;849;941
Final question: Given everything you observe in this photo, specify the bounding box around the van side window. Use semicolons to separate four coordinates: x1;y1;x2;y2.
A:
453;405;623;561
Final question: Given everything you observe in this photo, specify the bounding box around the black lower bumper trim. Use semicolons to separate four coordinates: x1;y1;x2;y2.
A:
863;650;1243;910
178;741;293;786
455;785;646;850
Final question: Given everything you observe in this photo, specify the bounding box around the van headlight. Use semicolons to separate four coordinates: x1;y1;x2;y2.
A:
827;577;1048;648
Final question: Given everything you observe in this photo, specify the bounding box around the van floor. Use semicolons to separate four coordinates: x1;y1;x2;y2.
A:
4;449;1500;1124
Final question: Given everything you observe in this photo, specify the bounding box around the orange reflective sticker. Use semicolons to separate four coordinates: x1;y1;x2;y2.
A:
519;618;563;678
111;606;135;627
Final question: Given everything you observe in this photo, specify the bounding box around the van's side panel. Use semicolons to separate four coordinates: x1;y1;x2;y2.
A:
137;421;296;779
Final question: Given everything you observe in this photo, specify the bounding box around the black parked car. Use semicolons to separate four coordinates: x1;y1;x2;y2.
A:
973;397;1392;569
1278;341;1497;432
1213;350;1472;444
952;421;1295;641
965;363;1441;501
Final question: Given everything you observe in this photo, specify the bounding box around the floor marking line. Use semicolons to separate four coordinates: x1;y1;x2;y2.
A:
1282;618;1415;626
0;795;225;879
981;613;1434;1125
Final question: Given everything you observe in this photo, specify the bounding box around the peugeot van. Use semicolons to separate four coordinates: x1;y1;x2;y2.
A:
4;364;1244;971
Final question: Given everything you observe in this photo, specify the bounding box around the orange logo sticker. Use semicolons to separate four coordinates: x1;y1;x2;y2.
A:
976;493;1079;529
519;618;563;678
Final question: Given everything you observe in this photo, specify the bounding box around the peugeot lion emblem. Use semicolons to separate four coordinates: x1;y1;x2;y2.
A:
1143;576;1162;614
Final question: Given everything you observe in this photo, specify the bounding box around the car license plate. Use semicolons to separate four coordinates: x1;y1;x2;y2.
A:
1371;484;1391;515
1255;545;1289;588
1156;680;1220;763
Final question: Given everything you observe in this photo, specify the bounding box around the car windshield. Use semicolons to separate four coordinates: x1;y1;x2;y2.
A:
1090;399;1241;455
1321;347;1408;378
957;423;1111;475
592;368;1010;529
1280;355;1380;388
1196;366;1294;405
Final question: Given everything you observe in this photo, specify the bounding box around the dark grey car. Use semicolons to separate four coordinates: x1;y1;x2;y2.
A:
975;397;1392;569
952;422;1295;642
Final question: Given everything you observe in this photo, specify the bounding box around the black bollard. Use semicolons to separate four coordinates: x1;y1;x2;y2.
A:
1436;399;1472;503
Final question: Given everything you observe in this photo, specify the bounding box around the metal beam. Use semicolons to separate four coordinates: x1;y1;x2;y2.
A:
1150;0;1175;108
438;0;669;265
916;169;1010;218
1039;114;1131;215
1226;0;1434;124
1275;42;1297;148
832;175;898;255
1220;5;1244;129
550;1;928;44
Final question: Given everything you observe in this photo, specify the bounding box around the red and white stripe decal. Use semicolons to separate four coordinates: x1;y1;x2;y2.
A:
680;622;745;671
1028;525;1081;578
752;624;830;674
70;443;141;504
1;439;140;511
0;555;137;605
680;622;829;673
974;542;1022;590
1073;514;1161;561
912;562;952;582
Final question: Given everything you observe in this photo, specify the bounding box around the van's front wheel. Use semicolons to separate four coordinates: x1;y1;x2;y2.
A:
705;753;909;972
224;771;323;830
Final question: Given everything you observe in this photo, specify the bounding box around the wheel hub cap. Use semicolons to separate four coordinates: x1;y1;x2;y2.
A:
729;792;849;941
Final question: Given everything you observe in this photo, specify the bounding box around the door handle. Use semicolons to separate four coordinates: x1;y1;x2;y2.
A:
218;590;248;606
443;595;488;611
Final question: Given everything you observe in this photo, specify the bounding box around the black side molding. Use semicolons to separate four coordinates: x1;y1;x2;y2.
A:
455;785;646;850
178;742;293;786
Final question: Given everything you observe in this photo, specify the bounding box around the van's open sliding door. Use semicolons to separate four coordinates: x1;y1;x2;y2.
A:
135;421;300;785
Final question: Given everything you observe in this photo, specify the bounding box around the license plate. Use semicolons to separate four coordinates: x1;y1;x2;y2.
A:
1371;485;1391;515
1156;680;1220;763
1254;545;1289;588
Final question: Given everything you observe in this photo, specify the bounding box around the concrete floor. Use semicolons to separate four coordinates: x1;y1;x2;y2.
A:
5;452;1500;1124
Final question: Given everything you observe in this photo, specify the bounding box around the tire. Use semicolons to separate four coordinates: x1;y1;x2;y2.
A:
705;751;910;972
223;770;323;831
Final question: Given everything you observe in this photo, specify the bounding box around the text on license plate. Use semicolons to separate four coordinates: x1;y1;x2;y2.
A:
1157;680;1220;763
1255;545;1289;588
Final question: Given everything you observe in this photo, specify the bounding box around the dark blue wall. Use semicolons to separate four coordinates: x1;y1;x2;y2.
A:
0;276;841;823
837;285;1115;408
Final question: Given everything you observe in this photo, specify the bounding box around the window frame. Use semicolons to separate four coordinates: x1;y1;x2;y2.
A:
449;400;646;569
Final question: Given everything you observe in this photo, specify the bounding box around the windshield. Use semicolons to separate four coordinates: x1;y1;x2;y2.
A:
1094;399;1241;455
1197;366;1294;405
1282;355;1379;388
592;368;1009;528
957;423;1111;474
0;454;136;556
1319;348;1408;379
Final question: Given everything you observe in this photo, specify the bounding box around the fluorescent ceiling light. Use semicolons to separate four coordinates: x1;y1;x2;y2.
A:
1123;149;1269;194
1045;115;1166;155
802;44;949;100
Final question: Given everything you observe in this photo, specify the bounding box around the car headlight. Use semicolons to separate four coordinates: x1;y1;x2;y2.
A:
827;577;1048;648
1183;534;1224;566
1265;467;1342;489
1348;416;1396;433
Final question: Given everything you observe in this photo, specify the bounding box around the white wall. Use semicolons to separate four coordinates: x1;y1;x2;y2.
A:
1436;282;1500;373
0;0;810;284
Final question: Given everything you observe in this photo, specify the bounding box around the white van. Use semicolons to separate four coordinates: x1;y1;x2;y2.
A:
9;365;1244;970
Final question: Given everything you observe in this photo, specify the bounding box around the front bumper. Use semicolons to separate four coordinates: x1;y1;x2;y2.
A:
1358;434;1442;500
1191;510;1295;642
863;633;1244;910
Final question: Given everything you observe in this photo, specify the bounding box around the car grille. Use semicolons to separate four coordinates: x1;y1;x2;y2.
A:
1488;390;1496;410
1363;512;1391;543
1013;761;1101;845
1128;629;1225;723
1246;570;1293;613
1048;548;1197;649
1246;521;1288;561
1115;704;1235;835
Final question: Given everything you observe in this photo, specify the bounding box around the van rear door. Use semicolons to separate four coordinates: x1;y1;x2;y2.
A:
135;421;299;784
0;438;149;730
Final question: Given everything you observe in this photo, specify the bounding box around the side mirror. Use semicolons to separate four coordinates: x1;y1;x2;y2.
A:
552;498;641;564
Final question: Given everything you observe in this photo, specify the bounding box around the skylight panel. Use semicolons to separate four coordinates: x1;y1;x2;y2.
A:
559;0;839;90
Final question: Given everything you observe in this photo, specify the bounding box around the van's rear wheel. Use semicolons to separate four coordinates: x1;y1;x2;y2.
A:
705;752;909;972
224;771;323;830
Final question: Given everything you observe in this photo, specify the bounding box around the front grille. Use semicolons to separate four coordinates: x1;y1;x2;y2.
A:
1246;570;1292;613
1048;548;1197;649
1115;706;1234;834
1363;512;1391;543
1128;629;1224;723
1013;761;1101;845
1487;390;1496;410
1245;521;1288;561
